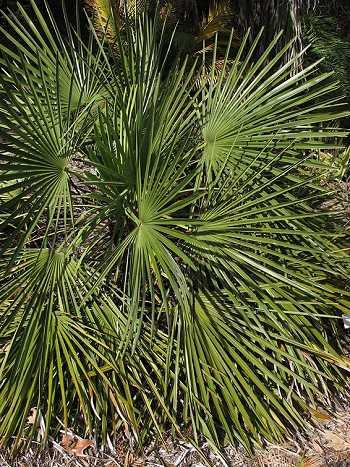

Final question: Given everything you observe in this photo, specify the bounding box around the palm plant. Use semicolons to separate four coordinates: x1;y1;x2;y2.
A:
0;0;350;457
304;5;350;97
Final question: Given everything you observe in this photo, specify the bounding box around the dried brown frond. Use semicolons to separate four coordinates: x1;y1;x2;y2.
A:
197;0;235;41
84;0;119;40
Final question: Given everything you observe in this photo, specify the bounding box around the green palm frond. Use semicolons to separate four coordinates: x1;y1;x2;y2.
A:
0;0;350;456
200;29;348;175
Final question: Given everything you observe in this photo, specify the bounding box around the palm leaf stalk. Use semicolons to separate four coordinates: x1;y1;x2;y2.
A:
0;0;350;456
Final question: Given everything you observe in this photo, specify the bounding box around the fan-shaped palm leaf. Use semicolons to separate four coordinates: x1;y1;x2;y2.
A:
0;0;349;456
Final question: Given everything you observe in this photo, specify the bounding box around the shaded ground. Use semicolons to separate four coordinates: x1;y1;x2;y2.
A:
1;405;350;467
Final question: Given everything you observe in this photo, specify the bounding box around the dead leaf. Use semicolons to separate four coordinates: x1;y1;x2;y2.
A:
0;343;11;354
60;433;94;457
71;438;94;457
309;407;332;422
124;452;144;467
322;354;350;372
60;433;77;451
299;455;324;467
132;459;144;467
27;407;37;425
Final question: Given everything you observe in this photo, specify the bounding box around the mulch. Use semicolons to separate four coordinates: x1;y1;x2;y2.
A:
1;406;350;466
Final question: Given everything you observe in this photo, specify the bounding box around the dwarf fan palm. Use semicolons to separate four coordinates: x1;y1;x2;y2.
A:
0;0;350;455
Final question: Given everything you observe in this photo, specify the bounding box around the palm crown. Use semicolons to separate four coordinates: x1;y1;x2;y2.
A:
0;0;349;455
